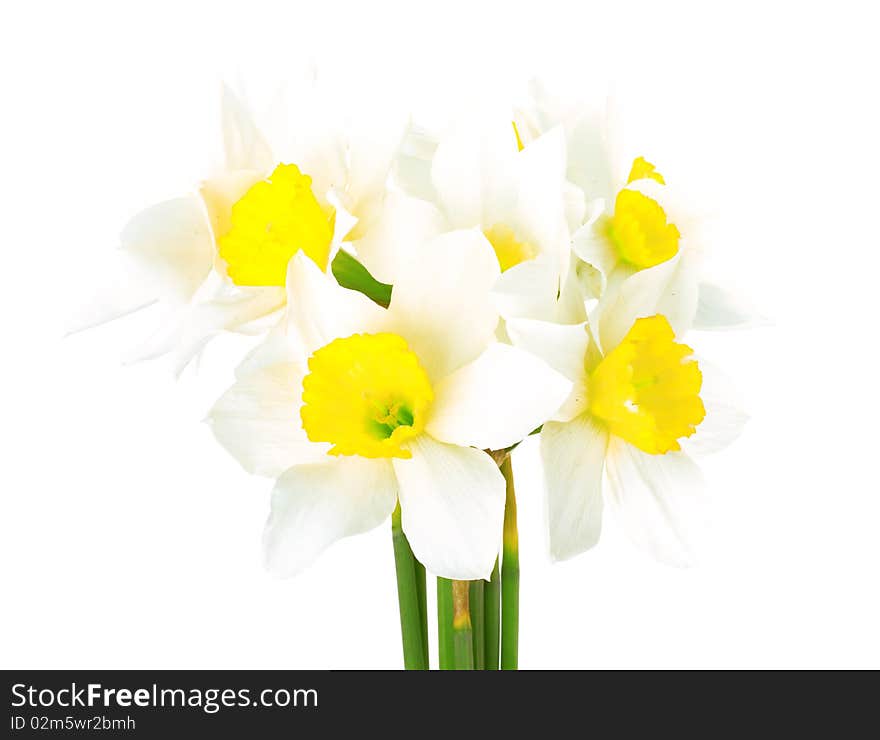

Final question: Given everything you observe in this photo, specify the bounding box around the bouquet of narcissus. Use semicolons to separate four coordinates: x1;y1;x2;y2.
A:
72;78;755;669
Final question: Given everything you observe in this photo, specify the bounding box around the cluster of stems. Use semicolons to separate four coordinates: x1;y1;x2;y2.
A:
391;451;519;670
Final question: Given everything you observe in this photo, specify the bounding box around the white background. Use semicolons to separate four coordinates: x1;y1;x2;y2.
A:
2;0;879;669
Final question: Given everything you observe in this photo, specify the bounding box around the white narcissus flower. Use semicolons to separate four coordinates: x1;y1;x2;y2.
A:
70;80;404;372
356;113;579;321
513;80;760;332
209;230;572;579
507;285;747;566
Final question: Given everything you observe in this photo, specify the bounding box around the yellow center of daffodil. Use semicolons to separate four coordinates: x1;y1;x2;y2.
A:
218;163;334;287
604;158;680;270
300;333;434;459
627;156;666;186
588;315;705;454
484;223;538;272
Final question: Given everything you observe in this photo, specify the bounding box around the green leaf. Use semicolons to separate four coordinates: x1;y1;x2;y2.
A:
331;249;392;308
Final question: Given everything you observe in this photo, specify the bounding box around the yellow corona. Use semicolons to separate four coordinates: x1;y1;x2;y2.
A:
484;223;539;272
605;158;680;270
218;163;333;286
588;315;704;454
301;333;434;459
627;156;666;185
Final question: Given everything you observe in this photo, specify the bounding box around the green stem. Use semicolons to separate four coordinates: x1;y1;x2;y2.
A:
500;456;519;670
391;504;428;670
484;558;501;670
414;560;428;667
469;580;485;670
452;580;474;670
437;577;455;670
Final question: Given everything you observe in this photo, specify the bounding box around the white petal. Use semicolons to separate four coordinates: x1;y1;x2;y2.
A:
325;189;359;248
264;458;398;577
492;257;560;322
430;125;485;226
426;343;572;450
598;250;699;352
385;229;500;381
66;255;161;336
605;439;707;567
505;318;591;422
221;84;274;172
208;363;327;477
541;417;609;560
123;284;286;374
556;256;597;321
655;248;701;334
200;169;264;244
623;176;666;202
505;318;589;382
235;326;297;379
274;78;348;203
431;118;516;228
393;436;504;580
693;281;767;331
566;110;617;202
629;179;703;239
121;196;215;299
394;122;439;202
351;192;445;284
284;252;387;360
345;102;407;218
682;359;749;456
67;197;214;334
291;129;347;209
511;126;570;275
563;181;587;233
571;200;618;284
518;78;571;138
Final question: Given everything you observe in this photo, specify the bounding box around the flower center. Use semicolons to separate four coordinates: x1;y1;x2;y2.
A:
300;333;434;459
484;223;538;272
588;315;704;454
218;163;334;286
604;158;680;270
